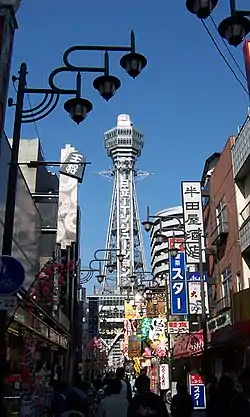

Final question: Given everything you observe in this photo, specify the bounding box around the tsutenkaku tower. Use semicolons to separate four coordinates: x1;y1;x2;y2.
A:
102;114;146;293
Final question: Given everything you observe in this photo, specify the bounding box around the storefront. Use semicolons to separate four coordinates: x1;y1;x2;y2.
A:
5;306;69;415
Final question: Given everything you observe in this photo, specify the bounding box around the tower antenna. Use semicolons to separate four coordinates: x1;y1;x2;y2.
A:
102;114;147;293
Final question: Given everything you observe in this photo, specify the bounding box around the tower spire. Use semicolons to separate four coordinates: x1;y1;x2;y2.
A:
103;114;146;293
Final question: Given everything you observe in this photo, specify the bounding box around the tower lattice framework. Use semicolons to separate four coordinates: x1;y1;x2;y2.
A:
102;114;146;293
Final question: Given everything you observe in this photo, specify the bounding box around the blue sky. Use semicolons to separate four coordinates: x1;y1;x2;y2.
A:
5;0;250;292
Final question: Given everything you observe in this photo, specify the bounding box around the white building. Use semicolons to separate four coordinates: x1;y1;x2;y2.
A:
150;206;184;279
87;294;126;369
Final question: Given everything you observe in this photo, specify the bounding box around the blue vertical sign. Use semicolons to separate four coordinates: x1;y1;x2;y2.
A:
169;251;188;315
189;374;206;410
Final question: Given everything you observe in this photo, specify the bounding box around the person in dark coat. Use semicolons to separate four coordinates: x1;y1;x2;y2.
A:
170;381;193;417
128;375;169;417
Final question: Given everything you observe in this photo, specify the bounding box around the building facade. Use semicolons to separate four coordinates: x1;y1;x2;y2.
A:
201;136;245;375
87;294;126;370
232;114;250;287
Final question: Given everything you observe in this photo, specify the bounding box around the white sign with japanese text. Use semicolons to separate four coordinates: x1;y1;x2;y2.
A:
181;181;206;264
167;321;189;334
159;364;170;390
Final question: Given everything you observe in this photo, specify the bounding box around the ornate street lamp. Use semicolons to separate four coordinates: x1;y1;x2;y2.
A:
186;0;250;47
3;30;147;258
186;0;218;19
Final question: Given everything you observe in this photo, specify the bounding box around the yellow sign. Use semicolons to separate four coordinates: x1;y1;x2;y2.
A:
124;300;146;319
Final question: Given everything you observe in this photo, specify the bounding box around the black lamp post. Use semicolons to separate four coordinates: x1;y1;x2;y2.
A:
186;0;250;46
0;31;146;401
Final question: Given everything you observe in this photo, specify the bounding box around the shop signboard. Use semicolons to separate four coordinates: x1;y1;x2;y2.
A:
188;373;206;410
187;272;209;315
159;364;169;390
167;321;189;334
128;334;141;358
0;255;25;295
181;181;205;264
59;151;86;183
169;241;188;315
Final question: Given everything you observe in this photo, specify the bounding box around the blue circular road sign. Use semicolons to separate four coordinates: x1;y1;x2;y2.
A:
0;255;25;295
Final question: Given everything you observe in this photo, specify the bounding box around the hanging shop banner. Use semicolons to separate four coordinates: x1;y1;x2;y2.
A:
243;41;250;97
173;331;204;358
181;181;205;264
167;321;189;334
169;247;188;315
188;373;206;410
159;364;170;390
125;300;146;319
187;272;209;315
128;334;141;358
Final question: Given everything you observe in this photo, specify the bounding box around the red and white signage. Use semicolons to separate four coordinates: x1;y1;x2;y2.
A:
167;321;189;334
168;237;185;252
159;364;169;390
189;374;204;385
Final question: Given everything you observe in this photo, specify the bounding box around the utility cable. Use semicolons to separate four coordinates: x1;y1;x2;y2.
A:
27;93;42;142
200;18;249;95
209;15;247;82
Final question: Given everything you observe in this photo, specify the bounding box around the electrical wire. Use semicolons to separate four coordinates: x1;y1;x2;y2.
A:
200;18;249;95
27;93;42;141
209;15;247;82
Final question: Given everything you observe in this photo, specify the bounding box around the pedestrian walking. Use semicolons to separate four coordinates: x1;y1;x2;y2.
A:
127;374;169;417
96;378;128;417
170;381;193;417
115;367;132;402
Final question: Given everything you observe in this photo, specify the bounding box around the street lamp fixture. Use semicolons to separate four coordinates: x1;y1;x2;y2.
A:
186;0;218;19
218;14;250;47
156;233;167;244
64;97;93;125
169;246;179;258
186;0;250;46
96;273;105;284
117;252;125;263
120;31;147;78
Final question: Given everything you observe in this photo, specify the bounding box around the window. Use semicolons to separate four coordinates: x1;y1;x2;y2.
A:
236;273;244;292
216;197;228;228
221;267;232;299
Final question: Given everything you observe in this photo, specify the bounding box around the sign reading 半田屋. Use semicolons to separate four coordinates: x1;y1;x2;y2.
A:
181;181;205;264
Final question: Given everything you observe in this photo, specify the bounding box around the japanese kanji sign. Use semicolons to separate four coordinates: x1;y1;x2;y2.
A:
187;272;209;315
188;373;206;409
59;151;86;183
181;181;205;264
159;364;169;390
167;320;189;334
169;241;188;315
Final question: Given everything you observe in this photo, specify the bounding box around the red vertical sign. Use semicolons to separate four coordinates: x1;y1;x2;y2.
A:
243;40;250;98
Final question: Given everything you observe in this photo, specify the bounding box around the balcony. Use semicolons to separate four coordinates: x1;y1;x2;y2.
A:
211;221;229;246
239;201;250;253
232;116;250;180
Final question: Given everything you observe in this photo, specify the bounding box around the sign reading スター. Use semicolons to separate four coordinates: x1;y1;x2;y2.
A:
169;238;188;315
181;181;205;264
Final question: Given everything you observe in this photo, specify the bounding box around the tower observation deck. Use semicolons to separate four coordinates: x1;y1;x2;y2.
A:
103;114;146;293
